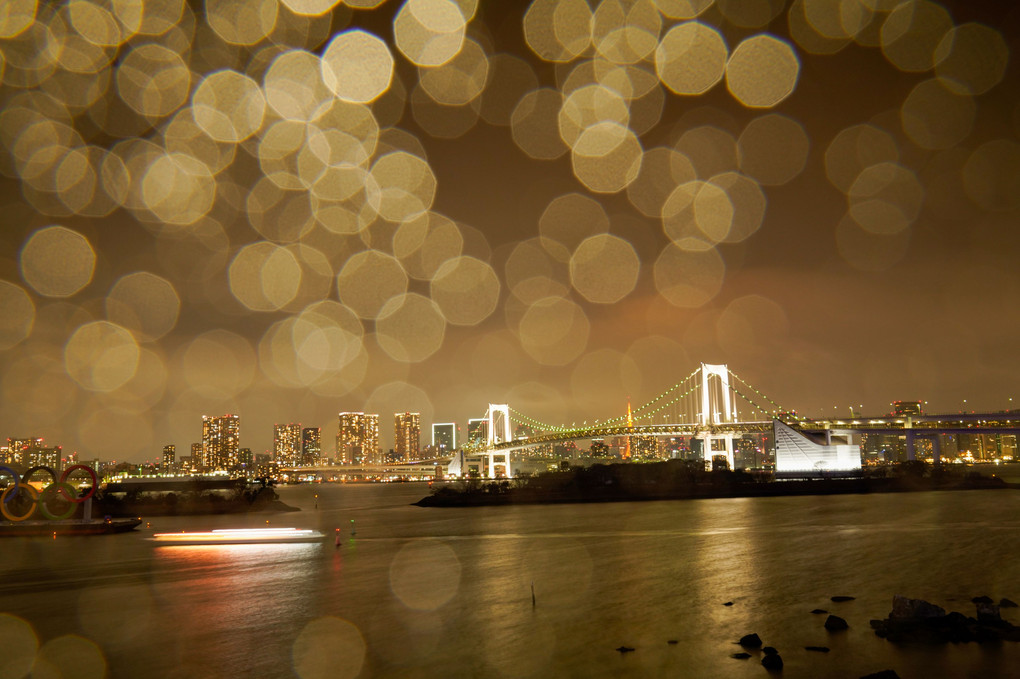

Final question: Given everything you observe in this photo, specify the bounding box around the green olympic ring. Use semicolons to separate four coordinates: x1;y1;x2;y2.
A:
0;465;99;522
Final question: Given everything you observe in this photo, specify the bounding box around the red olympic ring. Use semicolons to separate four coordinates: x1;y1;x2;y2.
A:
60;464;98;502
0;465;100;522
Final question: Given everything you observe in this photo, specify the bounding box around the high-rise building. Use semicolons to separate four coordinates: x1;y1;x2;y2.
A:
337;412;379;464
24;445;61;470
274;423;302;465
163;444;175;473
302;427;321;465
394;412;420;462
202;414;240;471
7;437;42;466
467;418;487;444
238;447;254;472
432;422;456;453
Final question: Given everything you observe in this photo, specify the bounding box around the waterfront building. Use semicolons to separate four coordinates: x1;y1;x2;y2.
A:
733;437;759;470
274;423;302;465
1000;434;1016;460
588;439;610;458
202;414;240;471
162;445;175;473
432;422;456;453
395;412;421;462
632;435;657;459
337;412;379;464
302;427;321;465
774;420;860;474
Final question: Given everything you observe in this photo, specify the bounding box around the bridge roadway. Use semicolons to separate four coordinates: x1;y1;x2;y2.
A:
486;411;1020;456
279;460;448;479
489;421;773;453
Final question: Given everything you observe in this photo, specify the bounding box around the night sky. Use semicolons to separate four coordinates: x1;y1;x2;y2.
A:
1;0;1019;460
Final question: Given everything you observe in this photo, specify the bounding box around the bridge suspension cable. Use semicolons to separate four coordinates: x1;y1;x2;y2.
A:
499;365;793;438
508;407;572;433
727;368;790;418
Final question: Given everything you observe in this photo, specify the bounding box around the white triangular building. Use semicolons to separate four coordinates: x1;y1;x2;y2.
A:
773;419;861;473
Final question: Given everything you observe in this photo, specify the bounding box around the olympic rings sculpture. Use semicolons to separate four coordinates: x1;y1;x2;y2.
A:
0;464;98;522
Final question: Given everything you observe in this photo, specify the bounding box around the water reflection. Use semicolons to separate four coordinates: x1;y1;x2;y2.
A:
0;485;1018;678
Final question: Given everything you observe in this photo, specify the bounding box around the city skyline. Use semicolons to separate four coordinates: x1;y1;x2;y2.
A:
1;1;1019;462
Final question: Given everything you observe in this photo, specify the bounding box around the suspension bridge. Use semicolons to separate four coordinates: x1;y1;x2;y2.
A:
456;363;1020;478
281;363;1020;480
462;364;777;476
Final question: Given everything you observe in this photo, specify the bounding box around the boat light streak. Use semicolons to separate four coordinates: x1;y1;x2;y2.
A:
151;528;324;543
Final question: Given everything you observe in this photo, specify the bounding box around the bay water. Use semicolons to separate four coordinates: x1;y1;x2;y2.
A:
2;481;1019;678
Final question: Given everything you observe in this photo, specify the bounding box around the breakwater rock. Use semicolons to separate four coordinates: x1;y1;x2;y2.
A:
870;595;1020;643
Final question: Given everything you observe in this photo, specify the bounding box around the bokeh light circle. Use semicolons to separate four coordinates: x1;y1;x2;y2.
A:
20;225;96;298
0;281;34;349
292;617;366;679
375;292;447;362
655;21;727;95
389;541;462;610
64;321;141;392
394;0;467;67
653;243;725;308
105;272;181;342
321;30;394;104
726;34;800;108
518;296;590;366
192;70;266;143
337;250;409;320
0;614;37;679
569;234;640;304
430;256;501;326
228;241;303;312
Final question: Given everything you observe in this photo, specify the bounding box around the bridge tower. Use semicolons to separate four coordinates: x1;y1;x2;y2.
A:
486;404;512;478
697;363;738;470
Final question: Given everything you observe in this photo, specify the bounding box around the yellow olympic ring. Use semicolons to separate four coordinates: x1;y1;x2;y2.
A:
0;465;99;522
1;484;39;522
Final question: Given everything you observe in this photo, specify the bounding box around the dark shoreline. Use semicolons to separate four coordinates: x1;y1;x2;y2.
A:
415;461;1015;507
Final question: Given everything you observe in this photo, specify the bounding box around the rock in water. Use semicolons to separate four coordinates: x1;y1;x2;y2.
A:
762;646;779;655
738;633;762;648
731;652;751;660
1001;598;1019;608
871;595;1020;643
860;671;900;679
615;646;635;653
976;601;1001;622
889;595;945;620
761;653;784;671
811;609;828;614
831;595;856;602
805;646;830;652
722;601;734;606
825;615;849;631
972;595;994;605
